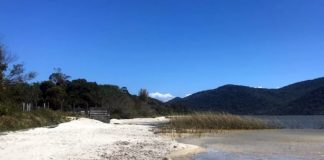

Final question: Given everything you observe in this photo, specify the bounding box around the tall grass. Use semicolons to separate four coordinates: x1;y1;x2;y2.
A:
160;112;281;133
0;104;70;132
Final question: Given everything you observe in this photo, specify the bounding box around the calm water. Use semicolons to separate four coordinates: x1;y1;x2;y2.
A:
177;116;324;160
253;115;324;129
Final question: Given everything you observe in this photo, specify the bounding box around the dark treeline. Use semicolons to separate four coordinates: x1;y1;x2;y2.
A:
0;44;188;119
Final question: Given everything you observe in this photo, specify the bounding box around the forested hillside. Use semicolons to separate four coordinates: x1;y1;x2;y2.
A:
168;78;324;115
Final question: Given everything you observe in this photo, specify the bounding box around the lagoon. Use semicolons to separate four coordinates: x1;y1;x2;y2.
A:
177;116;324;160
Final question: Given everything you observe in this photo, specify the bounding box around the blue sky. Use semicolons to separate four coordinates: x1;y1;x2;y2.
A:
1;0;324;101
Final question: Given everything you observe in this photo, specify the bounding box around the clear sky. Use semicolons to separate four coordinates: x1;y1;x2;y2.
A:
1;0;324;101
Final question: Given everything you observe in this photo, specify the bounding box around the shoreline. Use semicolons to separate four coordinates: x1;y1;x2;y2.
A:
110;117;206;159
0;117;204;160
168;143;206;160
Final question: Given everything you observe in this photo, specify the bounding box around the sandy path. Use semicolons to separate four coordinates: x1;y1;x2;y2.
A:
0;117;197;160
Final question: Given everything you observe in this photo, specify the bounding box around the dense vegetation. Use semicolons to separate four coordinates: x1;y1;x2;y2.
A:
160;113;280;133
0;45;70;131
284;87;324;114
0;106;68;132
168;77;324;115
0;43;174;127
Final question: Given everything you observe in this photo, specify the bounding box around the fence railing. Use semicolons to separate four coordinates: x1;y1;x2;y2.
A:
89;108;110;123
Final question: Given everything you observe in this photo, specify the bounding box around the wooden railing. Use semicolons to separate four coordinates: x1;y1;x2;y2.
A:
89;108;110;123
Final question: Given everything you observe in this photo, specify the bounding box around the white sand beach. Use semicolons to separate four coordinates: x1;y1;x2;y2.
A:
0;117;202;160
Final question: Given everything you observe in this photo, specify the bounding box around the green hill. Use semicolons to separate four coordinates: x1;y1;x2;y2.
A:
167;77;324;115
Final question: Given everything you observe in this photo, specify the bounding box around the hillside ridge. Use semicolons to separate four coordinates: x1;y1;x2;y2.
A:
167;77;324;115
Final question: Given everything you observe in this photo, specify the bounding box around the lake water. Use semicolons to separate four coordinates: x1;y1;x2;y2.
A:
177;116;324;160
253;115;324;129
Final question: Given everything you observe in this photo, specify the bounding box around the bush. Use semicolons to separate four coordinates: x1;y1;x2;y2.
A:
0;102;21;116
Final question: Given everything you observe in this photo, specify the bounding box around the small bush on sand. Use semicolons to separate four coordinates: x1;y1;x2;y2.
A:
160;112;281;133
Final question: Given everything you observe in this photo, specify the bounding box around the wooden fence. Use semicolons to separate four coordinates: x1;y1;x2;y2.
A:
89;108;110;123
22;102;50;112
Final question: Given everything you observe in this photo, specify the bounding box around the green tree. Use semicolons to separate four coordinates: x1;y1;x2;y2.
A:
138;89;149;102
29;83;42;107
0;44;36;103
46;86;67;110
49;68;70;86
67;79;100;110
7;64;36;84
0;45;7;100
40;81;55;108
0;45;7;87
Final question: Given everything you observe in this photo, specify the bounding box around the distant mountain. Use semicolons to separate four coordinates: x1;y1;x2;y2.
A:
167;77;324;115
283;87;324;114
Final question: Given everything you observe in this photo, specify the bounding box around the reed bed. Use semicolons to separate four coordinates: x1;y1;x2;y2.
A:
160;112;281;133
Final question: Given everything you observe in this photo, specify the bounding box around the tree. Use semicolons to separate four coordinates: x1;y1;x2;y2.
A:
0;45;7;99
0;45;13;91
6;64;36;84
29;83;42;107
49;68;70;86
138;89;149;102
45;68;71;110
0;45;7;85
46;86;67;110
120;87;129;94
67;79;100;110
0;44;36;102
6;83;30;103
40;81;55;108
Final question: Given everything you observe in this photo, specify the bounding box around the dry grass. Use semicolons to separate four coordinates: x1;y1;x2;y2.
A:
160;112;281;133
0;109;70;132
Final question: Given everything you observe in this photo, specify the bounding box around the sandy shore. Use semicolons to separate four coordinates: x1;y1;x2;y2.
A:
0;117;202;160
